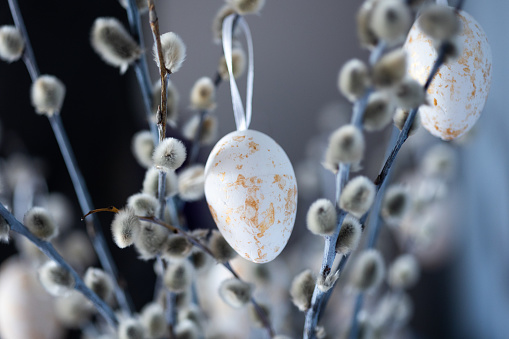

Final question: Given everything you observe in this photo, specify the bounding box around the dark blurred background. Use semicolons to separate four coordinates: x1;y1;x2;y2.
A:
0;0;508;338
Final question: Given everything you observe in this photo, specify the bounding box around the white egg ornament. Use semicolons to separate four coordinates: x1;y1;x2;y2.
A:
404;10;492;140
204;129;297;263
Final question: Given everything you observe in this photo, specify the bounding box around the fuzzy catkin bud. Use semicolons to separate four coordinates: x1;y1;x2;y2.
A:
190;77;216;111
59;233;95;266
372;49;407;88
418;4;460;41
363;91;395;131
182;114;218;146
394;78;426;110
132;130;155;169
393;108;420;135
336;215;362;255
0;26;25;62
0;215;10;243
118;318;145;339
155;32;186;74
127;193;159;217
290;269;315;312
141;303;167;338
219;48;247;80
178;306;205;332
175;319;201;339
229;0;266;15
388;254;420;289
84;268;114;303
162;234;193;260
38;260;75;296
370;0;412;45
164;260;194;293
212;5;237;43
152;137;187;171
55;291;93;328
357;0;379;49
338;59;370;102
306;199;337;236
372;292;413;329
422;143;456;179
325;125;365;170
189;249;213;272
382;185;410;224
350;249;385;291
442;38;463;64
317;271;340;293
111;208;141;248
142;167;178;198
158;286;191;310
178;165;206;202
152;80;179;126
219;278;252;308
30;75;66;116
339;176;376;218
24;206;58;240
135;223;169;260
209;230;237;263
91;17;141;74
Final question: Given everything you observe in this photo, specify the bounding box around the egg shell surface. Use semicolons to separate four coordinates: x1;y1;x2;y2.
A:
404;10;492;140
204;129;297;263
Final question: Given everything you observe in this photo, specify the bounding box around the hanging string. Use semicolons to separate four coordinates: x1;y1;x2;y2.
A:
222;14;255;131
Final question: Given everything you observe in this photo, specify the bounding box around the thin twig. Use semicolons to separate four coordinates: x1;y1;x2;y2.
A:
374;48;447;189
147;0;169;144
7;0;134;315
0;203;118;328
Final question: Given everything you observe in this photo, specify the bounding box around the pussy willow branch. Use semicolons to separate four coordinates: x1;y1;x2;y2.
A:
125;0;158;144
140;216;275;338
6;0;134;315
0;203;118;327
146;0;168;232
348;38;453;339
147;0;169;144
348;128;396;339
145;1;180;334
318;128;396;321
304;41;386;339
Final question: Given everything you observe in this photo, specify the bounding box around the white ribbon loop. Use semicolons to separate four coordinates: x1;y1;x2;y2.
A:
222;14;254;131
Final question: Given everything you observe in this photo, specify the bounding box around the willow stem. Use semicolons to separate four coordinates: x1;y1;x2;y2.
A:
348;3;463;331
0;203;118;327
7;0;133;315
303;40;386;338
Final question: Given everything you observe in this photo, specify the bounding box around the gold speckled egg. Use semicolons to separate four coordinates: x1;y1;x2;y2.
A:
404;10;492;140
204;129;297;263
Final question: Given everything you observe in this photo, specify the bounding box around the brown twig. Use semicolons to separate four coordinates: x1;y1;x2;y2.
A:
147;0;168;144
